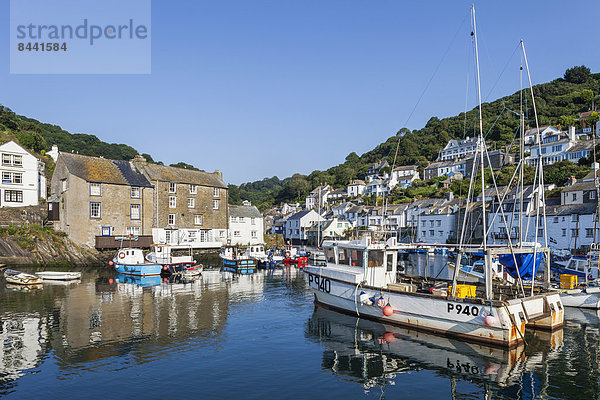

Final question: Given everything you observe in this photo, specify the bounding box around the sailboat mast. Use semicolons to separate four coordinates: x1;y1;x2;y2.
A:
519;59;525;247
471;5;490;298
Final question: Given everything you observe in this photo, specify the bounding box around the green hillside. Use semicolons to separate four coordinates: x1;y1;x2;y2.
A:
228;66;600;209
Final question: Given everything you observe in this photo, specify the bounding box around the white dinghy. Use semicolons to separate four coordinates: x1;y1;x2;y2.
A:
36;271;82;281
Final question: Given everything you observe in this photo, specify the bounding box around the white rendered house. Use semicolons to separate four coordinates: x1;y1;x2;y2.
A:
0;141;46;207
228;205;264;245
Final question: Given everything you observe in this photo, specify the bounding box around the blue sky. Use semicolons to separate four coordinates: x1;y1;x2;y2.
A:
1;1;598;184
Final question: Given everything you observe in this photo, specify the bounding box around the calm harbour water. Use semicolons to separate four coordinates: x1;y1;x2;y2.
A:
0;255;599;399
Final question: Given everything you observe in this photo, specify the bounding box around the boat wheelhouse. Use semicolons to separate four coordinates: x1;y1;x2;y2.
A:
304;237;563;348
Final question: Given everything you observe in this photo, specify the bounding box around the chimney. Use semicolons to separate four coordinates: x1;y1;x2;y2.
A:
214;170;223;179
570;175;577;186
593;162;599;172
568;126;576;141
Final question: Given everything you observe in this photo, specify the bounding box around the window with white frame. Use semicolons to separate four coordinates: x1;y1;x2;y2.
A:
586;228;594;238
101;226;112;236
188;230;197;241
591;191;596;200
234;231;240;237
90;202;101;218
169;196;176;208
213;199;219;209
127;226;141;236
4;190;23;203
61;179;67;192
2;154;22;167
188;198;195;208
189;184;197;194
169;182;176;193
200;230;207;242
165;230;172;243
168;214;175;225
231;216;237;223
213;187;219;197
131;187;140;198
238;217;244;223
194;215;203;225
2;172;22;184
90;183;101;196
251;231;257;238
251;217;256;225
130;204;141;220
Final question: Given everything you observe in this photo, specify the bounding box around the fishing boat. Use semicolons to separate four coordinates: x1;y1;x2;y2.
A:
305;7;563;348
448;256;516;284
282;245;310;268
242;245;283;268
4;269;43;285
109;248;162;277
36;271;82;281
220;246;257;274
552;255;597;281
145;244;197;275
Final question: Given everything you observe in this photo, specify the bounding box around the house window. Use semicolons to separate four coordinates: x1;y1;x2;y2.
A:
4;190;23;204
422;231;426;236
126;226;141;236
234;231;240;237
337;223;342;228
194;215;203;225
591;191;596;200
188;230;197;241
572;193;577;201
586;228;594;238
1;154;22;166
169;196;177;208
90;202;101;218
189;184;197;194
562;228;566;237
213;199;220;209
553;217;559;223
188;198;195;208
239;217;244;223
101;226;112;236
169;182;176;193
168;214;175;225
251;217;256;225
219;230;225;238
165;230;172;243
429;230;434;236
130;204;141;220
571;215;578;223
231;216;237;223
213;187;219;197
538;228;543;237
131;187;140;198
61;179;67;192
571;229;578;237
251;231;257;238
90;183;101;196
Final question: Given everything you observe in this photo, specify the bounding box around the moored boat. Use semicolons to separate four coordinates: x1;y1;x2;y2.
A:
110;248;162;277
4;269;43;285
36;271;82;281
220;246;257;274
304;236;563;348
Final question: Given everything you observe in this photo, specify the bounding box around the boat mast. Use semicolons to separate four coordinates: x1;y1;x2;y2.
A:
471;5;491;299
519;58;525;247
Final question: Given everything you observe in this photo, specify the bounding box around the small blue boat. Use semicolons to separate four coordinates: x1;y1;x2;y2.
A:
220;246;257;275
110;248;162;277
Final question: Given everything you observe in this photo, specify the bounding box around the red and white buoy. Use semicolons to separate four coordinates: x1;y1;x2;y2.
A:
382;304;394;316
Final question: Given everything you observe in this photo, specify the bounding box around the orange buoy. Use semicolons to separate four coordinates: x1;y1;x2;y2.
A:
108;260;114;266
484;315;497;326
382;305;394;316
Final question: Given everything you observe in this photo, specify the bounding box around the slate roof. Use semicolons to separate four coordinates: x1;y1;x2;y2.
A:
229;205;262;218
60;153;152;187
567;140;594;153
288;210;313;220
136;162;227;188
543;203;596;216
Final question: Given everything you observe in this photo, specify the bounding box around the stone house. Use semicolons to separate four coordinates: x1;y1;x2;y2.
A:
50;152;154;247
228;205;264;245
132;159;228;247
0;140;46;207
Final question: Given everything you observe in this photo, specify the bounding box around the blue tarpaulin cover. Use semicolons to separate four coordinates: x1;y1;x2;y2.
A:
499;252;544;279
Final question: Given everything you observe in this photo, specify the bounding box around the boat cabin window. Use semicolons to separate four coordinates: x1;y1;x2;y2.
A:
386;253;394;272
325;247;336;263
577;260;586;272
350;249;363;267
338;248;349;265
473;262;484;274
368;250;384;268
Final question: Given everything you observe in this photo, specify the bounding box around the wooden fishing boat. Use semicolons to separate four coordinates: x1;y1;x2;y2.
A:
220;246;256;274
4;269;43;285
36;271;82;281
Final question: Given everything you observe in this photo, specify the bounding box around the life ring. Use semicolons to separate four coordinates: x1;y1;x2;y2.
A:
118;251;126;259
285;251;291;257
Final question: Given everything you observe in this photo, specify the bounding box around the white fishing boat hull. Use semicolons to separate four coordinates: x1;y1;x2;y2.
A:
36;271;81;281
560;288;600;309
304;266;532;347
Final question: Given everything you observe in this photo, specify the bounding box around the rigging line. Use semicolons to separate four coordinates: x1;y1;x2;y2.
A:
482;42;522;103
483;107;506;140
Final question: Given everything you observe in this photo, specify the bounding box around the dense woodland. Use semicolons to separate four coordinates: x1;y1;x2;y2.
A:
0;66;598;210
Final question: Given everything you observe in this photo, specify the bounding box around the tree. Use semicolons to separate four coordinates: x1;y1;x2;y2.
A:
169;162;199;170
581;89;594;105
564;65;591;84
559;115;578;129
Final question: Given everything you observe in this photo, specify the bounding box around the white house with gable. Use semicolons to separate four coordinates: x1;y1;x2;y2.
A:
0;141;46;207
228;205;264;245
283;209;324;244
